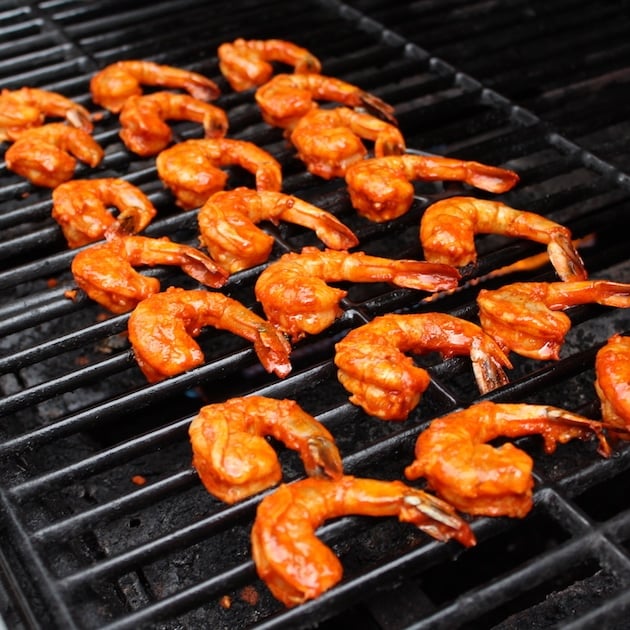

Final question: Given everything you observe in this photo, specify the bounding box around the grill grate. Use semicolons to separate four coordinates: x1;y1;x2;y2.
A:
1;1;630;628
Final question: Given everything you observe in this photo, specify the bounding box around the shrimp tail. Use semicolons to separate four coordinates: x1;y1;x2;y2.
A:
464;162;521;193
179;250;230;288
470;337;512;394
358;91;398;126
391;260;461;292
105;205;148;237
304;436;344;480
547;230;588;282
65;107;94;133
545;410;615;458
254;325;292;378
400;491;476;547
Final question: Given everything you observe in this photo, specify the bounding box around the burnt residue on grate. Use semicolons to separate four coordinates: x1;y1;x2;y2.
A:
1;1;630;629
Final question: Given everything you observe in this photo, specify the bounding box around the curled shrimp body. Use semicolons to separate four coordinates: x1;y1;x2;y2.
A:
254;73;397;130
420;196;587;281
127;286;292;382
405;401;611;518
334;313;512;421
218;38;321;92
90;60;220;113
51;178;157;248
118;92;228;156
5;122;103;188
251;475;476;607
345;155;520;222
289;106;406;179
198;187;358;273
595;334;630;430
189;396;343;504
71;235;228;314
255;247;461;342
156;138;282;209
0;87;92;141
477;280;630;360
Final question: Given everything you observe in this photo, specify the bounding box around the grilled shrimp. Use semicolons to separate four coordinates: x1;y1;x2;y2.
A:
345;155;520;222
595;334;630;430
251;475;476;607
334;313;512;421
156;138;282;209
0;87;92;141
118;92;228;156
4;122;103;188
127;286;292;382
218;38;321;92
254;72;397;130
90;60;220;113
197;187;358;273
405;401;612;518
420;196;587;281
51;178;157;248
255;247;461;341
289;106;406;179
71;235;228;313
189;396;343;504
477;280;630;360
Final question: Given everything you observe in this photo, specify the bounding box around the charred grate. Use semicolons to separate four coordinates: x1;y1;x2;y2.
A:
1;1;630;629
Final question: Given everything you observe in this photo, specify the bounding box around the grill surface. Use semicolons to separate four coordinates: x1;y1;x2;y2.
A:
1;1;630;628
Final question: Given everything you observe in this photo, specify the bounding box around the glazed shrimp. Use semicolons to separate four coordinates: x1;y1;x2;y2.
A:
345;155;520;222
420;197;587;282
90;60;220;113
254;72;397;130
595;334;630;430
218;38;321;92
477;280;630;360
289;106;406;179
4;123;103;188
334;313;512;421
197;188;358;273
71;235;228;313
0;87;92;141
127;286;292;382
189;396;343;504
51;178;157;248
118;92;228;156
405;401;612;518
251;475;475;607
156;138;282;209
255;247;461;341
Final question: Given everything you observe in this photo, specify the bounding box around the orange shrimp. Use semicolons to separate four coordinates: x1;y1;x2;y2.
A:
156;138;282;210
477;280;630;360
90;60;220;113
420;196;587;281
595;334;630;430
4;122;103;188
218;38;321;92
71;235;228;314
127;286;292;382
0;87;93;141
334;313;512;421
117;91;229;157
251;475;476;607
197;187;358;273
404;401;612;518
51;178;158;248
254;247;461;342
345;155;520;222
289;106;406;179
188;396;343;504
254;72;397;130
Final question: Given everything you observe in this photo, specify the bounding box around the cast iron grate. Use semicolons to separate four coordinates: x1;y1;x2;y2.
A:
1;1;630;628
